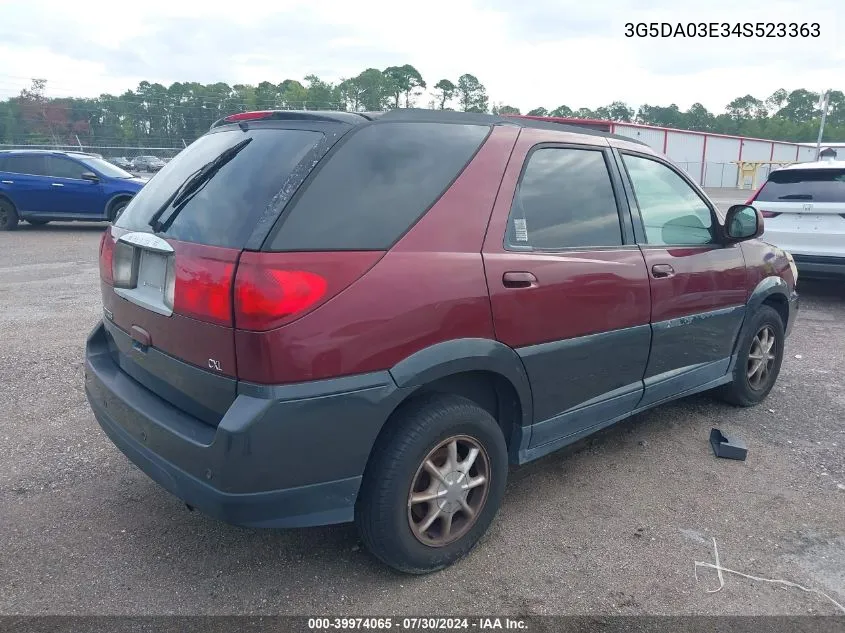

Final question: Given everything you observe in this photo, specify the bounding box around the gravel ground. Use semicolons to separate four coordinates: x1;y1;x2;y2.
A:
0;223;843;617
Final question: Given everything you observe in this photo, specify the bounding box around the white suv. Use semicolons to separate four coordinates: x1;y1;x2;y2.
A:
749;160;845;279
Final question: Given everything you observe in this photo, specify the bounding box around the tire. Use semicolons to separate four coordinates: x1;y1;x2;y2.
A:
26;219;49;226
0;198;19;231
109;199;130;222
356;394;508;574
717;304;785;407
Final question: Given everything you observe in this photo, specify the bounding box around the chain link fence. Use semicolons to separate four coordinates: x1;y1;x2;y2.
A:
672;161;789;189
1;143;788;190
0;143;185;162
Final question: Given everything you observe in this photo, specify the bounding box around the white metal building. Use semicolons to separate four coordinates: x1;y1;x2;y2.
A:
610;122;816;188
526;116;818;188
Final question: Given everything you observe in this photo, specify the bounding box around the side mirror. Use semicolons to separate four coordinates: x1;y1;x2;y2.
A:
724;204;763;241
81;171;100;182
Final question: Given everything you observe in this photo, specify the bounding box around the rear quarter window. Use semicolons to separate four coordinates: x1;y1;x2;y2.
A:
756;168;845;203
267;122;491;251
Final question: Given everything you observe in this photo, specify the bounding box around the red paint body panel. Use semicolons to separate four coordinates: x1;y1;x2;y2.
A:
483;250;651;348
101;232;241;377
639;245;749;322
101;280;238;377
479;128;651;348
234;125;520;384
741;240;795;290
235;251;496;383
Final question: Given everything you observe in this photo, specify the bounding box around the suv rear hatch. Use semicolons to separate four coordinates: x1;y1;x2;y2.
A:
752;166;845;257
98;113;493;426
99;120;338;425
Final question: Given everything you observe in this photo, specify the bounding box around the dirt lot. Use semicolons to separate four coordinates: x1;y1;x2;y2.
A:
0;223;843;616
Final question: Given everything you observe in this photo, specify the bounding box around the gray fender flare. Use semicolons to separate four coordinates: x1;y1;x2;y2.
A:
729;276;791;370
389;338;534;428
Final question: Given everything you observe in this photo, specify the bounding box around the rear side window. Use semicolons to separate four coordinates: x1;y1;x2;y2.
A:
116;129;324;248
4;154;46;176
45;156;87;180
756;168;845;203
506;147;622;250
268;122;490;251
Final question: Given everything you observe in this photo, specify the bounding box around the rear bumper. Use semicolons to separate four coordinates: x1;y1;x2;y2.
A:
84;322;401;528
792;254;845;279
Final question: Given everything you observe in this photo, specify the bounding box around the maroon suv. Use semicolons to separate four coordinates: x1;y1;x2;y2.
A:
84;109;798;573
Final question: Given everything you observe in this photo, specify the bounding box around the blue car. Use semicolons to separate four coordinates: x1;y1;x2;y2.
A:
0;149;146;230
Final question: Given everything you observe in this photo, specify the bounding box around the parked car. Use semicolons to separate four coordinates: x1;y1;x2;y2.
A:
0;149;146;230
110;156;133;170
746;160;845;278
132;155;166;172
84;109;798;574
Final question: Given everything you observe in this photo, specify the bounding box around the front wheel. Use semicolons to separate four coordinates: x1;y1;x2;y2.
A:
356;395;508;574
717;305;785;407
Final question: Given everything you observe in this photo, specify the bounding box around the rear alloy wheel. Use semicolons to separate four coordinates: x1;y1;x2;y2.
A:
717;304;785;407
0;199;19;231
407;435;491;547
356;395;507;574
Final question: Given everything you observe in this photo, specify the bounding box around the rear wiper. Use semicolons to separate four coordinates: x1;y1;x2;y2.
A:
777;194;812;200
148;138;252;232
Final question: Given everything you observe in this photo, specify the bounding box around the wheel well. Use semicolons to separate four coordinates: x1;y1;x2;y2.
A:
762;294;789;330
393;371;523;450
108;195;132;218
0;194;16;209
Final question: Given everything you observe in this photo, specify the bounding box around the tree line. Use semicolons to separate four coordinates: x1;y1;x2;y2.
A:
0;65;842;149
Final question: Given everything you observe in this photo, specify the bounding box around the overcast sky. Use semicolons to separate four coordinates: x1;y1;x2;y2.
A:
0;0;841;113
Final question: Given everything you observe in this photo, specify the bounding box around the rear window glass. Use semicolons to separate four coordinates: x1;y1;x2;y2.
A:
268;122;490;251
756;168;845;203
116;128;323;248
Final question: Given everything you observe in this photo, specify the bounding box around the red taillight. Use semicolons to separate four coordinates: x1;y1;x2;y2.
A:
235;267;327;331
760;211;780;218
99;230;115;284
171;245;239;327
233;251;384;331
224;111;274;123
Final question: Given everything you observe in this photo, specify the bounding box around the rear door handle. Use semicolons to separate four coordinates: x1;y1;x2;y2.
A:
51;183;64;187
651;264;675;278
502;271;538;288
1;180;13;185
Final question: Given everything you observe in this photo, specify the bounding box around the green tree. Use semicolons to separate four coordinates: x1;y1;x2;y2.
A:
777;89;820;122
765;88;788;115
303;75;339;110
549;105;573;117
433;79;456;110
726;95;766;121
383;64;426;108
685;103;714;130
280;80;309;109
497;105;520;115
526;107;548;116
606;101;634;122
456;74;488;113
826;90;845;126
